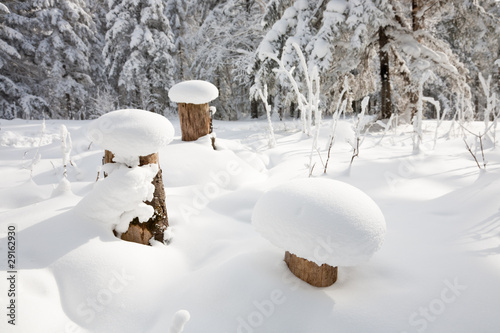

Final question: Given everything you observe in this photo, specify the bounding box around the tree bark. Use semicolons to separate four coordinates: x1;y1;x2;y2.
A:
105;150;169;245
290;101;297;119
284;251;337;287
409;0;424;121
379;26;393;119
251;99;259;119
412;0;424;37
178;102;211;141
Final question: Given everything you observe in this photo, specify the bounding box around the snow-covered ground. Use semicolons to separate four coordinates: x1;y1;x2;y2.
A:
0;116;499;333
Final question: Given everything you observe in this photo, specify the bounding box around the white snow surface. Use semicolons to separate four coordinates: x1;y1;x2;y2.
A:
86;109;174;166
168;80;219;104
1;118;500;333
252;178;386;267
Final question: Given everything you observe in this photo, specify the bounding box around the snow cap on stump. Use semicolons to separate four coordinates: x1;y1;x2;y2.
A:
252;178;386;267
168;80;219;105
87;109;174;162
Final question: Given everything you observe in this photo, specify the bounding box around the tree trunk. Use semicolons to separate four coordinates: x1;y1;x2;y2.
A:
105;150;169;245
251;99;259;119
409;0;424;121
178;102;211;141
379;26;393;120
284;251;337;287
412;0;424;37
290;101;297;119
66;93;72;120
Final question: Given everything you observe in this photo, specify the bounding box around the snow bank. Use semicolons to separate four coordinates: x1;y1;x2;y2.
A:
0;129;56;148
75;164;158;233
252;178;386;267
86;109;174;166
4;118;500;333
168;80;219;105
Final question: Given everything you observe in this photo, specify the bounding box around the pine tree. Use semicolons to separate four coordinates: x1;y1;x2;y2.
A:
33;0;98;119
190;0;264;120
0;1;48;119
166;0;191;81
304;0;471;121
85;0;113;118
104;0;176;113
437;0;500;120
261;0;295;30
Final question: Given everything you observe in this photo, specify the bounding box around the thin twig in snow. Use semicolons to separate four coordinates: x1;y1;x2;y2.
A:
463;138;482;170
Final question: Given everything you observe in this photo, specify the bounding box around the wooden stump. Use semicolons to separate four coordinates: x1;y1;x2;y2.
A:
178;102;211;141
284;251;337;287
104;150;169;245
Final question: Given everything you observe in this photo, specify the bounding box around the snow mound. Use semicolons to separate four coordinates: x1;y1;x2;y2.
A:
86;109;174;166
327;0;348;13
313;38;330;59
282;6;297;20
168;310;191;333
294;0;308;11
74;164;158;233
0;130;56;148
51;177;72;197
0;179;49;211
252;178;386;267
168;80;219;105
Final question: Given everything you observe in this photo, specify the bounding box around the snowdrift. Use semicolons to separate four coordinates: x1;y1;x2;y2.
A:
0;117;499;333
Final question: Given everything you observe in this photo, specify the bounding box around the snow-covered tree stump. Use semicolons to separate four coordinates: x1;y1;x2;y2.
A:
177;103;211;141
252;178;386;288
168;80;219;142
284;251;337;287
104;150;168;245
83;109;175;246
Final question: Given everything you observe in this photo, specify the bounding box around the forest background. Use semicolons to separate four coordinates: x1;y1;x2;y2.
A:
1;0;499;123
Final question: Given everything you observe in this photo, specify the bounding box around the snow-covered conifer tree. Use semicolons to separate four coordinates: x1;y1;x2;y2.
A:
0;1;48;119
308;0;385;116
253;0;324;120
190;0;263;120
166;0;191;81
104;0;176;113
85;0;112;117
261;0;294;31
33;0;98;119
254;0;477;123
437;0;500;121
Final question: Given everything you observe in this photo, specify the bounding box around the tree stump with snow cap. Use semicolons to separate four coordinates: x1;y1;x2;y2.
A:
252;178;386;288
104;150;168;244
88;109;175;245
168;80;219;142
284;251;338;287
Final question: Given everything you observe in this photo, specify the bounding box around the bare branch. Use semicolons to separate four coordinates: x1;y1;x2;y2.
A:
463;138;482;170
